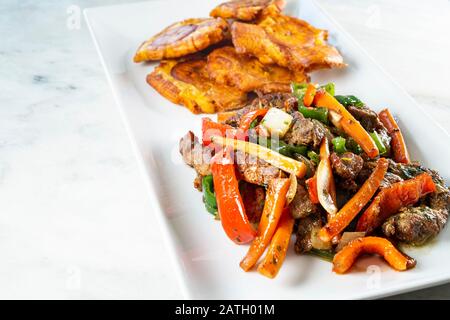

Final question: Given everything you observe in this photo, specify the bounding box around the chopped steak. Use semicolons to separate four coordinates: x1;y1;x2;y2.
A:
347;105;385;132
330;152;363;180
224;92;297;127
179;131;214;176
295;212;323;254
289;182;318;219
235;150;284;186
240;182;266;223
382;170;450;245
284;112;333;148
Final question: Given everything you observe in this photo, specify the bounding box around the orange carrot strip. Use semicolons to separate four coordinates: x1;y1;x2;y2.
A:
257;208;295;279
319;158;389;242
356;173;436;233
303;83;317;107
378;108;410;164
333;236;416;274
313;91;379;158
317;138;337;216
240;178;291;271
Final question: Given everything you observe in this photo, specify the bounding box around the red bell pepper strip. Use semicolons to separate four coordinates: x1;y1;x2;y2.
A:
239;109;268;131
305;176;319;204
202;118;248;146
356;173;436;233
378;108;410;164
211;148;256;244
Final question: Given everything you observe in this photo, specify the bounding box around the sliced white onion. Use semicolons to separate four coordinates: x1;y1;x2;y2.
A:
329;110;343;130
316;158;338;216
336;232;366;252
286;173;298;205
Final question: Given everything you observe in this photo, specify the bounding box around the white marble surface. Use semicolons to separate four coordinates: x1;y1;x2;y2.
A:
0;0;449;299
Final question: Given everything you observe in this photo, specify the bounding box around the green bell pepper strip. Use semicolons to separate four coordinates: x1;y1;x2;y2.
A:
307;248;335;262
291;82;308;99
334;95;364;108
263;139;308;158
202;175;217;216
298;105;329;124
369;131;388;155
331;137;348;154
307;150;320;165
320;82;335;96
346;137;363;154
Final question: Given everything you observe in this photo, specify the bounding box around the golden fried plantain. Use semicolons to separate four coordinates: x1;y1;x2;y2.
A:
206;46;309;94
210;0;285;21
231;9;345;71
134;18;228;62
147;58;248;114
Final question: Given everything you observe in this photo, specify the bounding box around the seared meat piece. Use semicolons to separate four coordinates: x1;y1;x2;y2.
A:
382;205;448;245
240;182;266;223
235;150;284;186
347;105;385;132
382;171;450;245
179;131;214;177
330;152;363;180
224;92;297;127
337;178;360;193
379;172;404;189
289;182;318;219
254;92;297;112
295;212;323;254
284;112;333;148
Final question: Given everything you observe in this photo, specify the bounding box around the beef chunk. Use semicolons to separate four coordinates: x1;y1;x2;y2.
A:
330;152;363;180
179;131;213;177
284;112;332;148
295;212;323;254
235;150;284;186
347;105;385;132
289;182;317;219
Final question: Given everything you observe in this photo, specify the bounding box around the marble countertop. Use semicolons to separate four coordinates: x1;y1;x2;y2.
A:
0;0;449;299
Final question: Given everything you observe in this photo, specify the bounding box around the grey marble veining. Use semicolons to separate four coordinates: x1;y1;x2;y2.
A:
0;0;449;299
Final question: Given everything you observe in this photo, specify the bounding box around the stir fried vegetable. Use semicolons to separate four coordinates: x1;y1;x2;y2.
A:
307;150;320;165
316;138;338;216
334;95;364;108
321;82;335;96
211;136;307;178
263;138;308;158
257;208;295;278
331;136;347;154
202;118;244;146
313;91;379;158
211;148;256;244
305;176;319;204
291;82;308;99
240;178;291;271
260;108;293;137
356;173;436;234
239;109;268;131
307;248;335;262
333;237;416;273
303;83;317;107
378;108;410;164
319;158;389;242
369;131;388;155
202;175;217;216
298;105;329;124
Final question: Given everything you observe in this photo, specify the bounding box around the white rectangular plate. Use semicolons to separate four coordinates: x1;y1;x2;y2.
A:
85;0;450;299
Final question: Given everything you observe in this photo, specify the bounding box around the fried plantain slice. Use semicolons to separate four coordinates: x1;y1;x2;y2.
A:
206;46;309;94
231;8;345;71
134;18;228;62
147;58;248;114
210;0;285;21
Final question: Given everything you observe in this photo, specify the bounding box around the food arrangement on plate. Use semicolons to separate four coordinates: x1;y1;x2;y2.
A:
133;0;450;279
134;0;345;113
